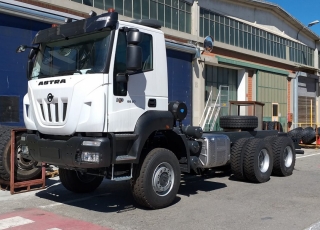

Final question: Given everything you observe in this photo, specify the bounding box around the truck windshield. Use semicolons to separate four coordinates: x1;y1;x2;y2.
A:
31;31;111;79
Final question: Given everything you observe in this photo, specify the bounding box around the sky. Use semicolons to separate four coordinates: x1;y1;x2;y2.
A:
266;0;320;36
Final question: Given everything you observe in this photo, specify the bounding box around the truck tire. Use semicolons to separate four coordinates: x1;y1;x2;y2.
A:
59;168;103;193
0;126;41;181
230;138;251;180
243;138;273;183
287;127;303;139
301;127;316;144
271;137;296;176
266;122;283;132
131;148;181;209
219;116;258;130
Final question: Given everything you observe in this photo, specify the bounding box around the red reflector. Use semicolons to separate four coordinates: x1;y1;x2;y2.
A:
108;8;115;12
52;24;58;28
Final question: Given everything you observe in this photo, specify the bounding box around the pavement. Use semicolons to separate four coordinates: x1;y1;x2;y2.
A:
0;148;320;230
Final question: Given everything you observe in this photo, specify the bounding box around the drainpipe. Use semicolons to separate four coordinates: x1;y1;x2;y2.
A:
293;73;299;129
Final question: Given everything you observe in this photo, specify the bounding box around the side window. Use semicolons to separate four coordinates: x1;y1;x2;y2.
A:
114;31;127;96
140;33;153;71
113;31;153;96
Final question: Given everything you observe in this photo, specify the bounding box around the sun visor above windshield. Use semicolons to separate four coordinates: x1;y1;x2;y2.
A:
32;12;118;44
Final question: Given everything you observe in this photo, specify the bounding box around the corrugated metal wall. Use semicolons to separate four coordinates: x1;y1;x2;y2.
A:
166;49;192;125
0;13;50;126
257;70;287;131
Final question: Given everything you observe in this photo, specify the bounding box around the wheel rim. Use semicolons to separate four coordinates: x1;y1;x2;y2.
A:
152;162;174;196
75;171;96;183
258;149;270;173
15;144;38;171
284;146;293;167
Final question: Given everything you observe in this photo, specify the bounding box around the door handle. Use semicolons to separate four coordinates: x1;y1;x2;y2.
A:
148;99;157;107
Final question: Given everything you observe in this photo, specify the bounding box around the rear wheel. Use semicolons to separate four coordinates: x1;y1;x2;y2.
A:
131;148;181;209
243;138;273;183
59;168;103;193
230;138;251;180
272;137;296;176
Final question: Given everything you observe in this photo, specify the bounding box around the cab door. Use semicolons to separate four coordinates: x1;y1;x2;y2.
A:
106;27;161;132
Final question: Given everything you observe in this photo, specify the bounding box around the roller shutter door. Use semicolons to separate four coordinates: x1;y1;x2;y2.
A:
0;13;50;126
298;77;317;127
257;71;287;131
166;49;192;125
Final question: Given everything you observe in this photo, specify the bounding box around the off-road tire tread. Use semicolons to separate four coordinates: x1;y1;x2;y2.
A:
301;127;316;144
220;116;258;129
287;127;303;139
131;148;180;209
243;138;273;183
272;137;296;176
230;138;250;180
0;126;11;180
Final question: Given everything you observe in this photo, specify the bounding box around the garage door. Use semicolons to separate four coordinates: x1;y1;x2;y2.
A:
166;49;192;125
0;13;50;126
257;70;287;131
298;77;317;127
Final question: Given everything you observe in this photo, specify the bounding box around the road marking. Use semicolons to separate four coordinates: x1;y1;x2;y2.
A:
0;216;34;229
46;228;62;230
297;152;320;159
305;220;320;230
39;192;111;209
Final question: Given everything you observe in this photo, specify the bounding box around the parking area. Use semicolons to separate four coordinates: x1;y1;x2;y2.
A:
0;148;320;230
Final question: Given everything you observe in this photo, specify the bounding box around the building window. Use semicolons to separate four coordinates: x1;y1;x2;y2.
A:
199;7;315;67
75;0;192;33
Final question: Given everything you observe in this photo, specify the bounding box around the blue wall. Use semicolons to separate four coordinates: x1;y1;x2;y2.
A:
166;49;193;125
0;13;50;126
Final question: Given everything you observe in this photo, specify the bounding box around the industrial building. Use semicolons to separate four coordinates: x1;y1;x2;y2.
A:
0;0;319;131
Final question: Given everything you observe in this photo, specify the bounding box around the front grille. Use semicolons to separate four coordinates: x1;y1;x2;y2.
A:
38;99;68;124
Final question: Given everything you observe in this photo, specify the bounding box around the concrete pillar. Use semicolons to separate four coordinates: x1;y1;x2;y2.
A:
314;48;319;70
191;1;199;37
192;59;205;126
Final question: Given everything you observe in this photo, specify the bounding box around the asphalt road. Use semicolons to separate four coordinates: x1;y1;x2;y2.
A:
1;148;320;230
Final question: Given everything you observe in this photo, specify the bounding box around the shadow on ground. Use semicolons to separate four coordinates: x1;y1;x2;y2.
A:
36;168;230;213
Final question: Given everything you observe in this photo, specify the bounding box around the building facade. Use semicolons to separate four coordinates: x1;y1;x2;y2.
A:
1;0;319;131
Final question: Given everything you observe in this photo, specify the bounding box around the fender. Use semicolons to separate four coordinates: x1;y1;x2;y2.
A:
128;110;174;162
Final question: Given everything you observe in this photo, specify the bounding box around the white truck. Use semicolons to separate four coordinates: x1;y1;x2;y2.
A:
17;10;296;209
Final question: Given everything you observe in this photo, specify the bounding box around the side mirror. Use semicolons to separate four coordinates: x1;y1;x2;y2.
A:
16;45;27;53
126;45;142;71
127;30;142;45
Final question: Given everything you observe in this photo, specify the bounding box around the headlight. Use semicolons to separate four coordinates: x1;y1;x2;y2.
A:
82;141;101;146
81;152;99;163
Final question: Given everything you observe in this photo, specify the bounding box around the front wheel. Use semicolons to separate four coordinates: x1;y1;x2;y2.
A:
59;168;104;193
131;148;181;209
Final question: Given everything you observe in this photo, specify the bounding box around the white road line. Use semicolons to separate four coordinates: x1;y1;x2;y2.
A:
0;216;34;230
305;220;320;230
297;152;320;159
46;228;62;230
39;192;111;209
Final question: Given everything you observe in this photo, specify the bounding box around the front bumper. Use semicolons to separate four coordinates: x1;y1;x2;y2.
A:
21;134;111;168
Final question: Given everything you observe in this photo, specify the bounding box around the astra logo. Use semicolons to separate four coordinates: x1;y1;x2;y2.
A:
38;79;66;85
